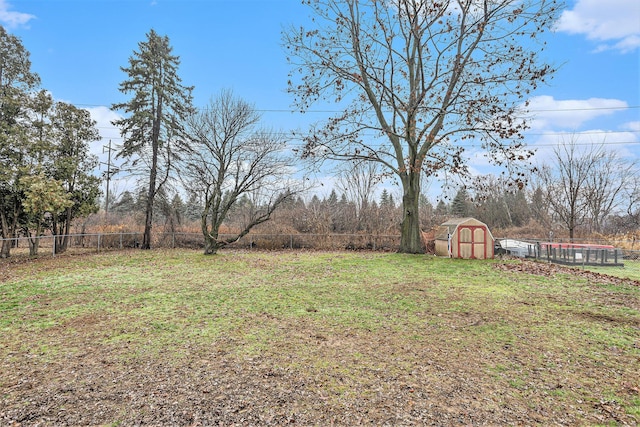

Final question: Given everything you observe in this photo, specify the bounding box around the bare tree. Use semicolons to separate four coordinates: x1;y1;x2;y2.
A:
336;160;381;229
181;90;301;255
626;176;640;228
472;175;512;229
536;136;605;240
284;0;558;253
472;174;531;229
584;150;637;233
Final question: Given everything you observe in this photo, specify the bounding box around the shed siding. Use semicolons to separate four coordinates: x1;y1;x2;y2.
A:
435;239;449;257
433;218;494;259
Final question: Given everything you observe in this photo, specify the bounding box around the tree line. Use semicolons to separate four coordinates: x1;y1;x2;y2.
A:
1;27;300;257
0;27;101;257
103;138;639;245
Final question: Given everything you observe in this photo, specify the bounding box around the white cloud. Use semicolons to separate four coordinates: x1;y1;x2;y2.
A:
85;106;139;198
529;127;639;165
624;121;640;132
0;0;35;29
86;106;124;175
87;106;121;152
526;95;628;130
555;0;640;53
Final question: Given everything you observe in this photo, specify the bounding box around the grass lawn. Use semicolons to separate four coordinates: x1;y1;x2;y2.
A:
585;259;640;281
1;250;639;426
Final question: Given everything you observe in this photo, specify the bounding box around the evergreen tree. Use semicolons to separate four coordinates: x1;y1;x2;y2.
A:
111;191;136;215
0;26;41;257
380;189;391;207
112;29;194;249
170;193;185;224
435;200;449;217
184;192;203;222
505;189;531;227
451;188;472;218
327;189;339;207
49;101;101;252
419;193;435;228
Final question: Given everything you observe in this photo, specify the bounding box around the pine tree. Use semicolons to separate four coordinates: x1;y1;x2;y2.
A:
327;189;339;207
435;200;449;217
112;29;194;249
380;189;390;207
451;188;472;218
112;191;136;215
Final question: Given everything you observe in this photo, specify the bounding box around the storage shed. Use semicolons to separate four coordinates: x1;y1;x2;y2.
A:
434;217;494;259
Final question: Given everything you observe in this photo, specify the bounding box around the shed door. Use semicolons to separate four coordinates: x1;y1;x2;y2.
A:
457;226;488;259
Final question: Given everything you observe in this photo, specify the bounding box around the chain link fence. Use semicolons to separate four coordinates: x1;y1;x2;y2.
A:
1;232;638;263
0;231;402;257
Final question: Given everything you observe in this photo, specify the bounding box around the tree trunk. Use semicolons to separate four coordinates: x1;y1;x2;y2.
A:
142;93;164;250
0;238;10;258
568;199;576;242
0;209;19;258
0;212;11;258
202;228;221;255
27;228;40;256
203;235;219;255
143;184;155;249
398;170;424;254
202;209;219;255
59;207;73;253
143;141;159;250
28;237;39;256
568;216;575;242
52;210;71;254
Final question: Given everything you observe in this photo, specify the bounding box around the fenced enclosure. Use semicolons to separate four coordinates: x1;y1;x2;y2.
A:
496;239;633;266
534;242;624;267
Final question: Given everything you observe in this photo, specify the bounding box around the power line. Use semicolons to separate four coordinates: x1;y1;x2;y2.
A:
92;135;640;149
95;125;640;136
76;103;640;114
94;127;640;146
90;102;640;149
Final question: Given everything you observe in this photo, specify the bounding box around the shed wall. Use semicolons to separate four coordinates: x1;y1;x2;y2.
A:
435;239;450;257
433;218;494;259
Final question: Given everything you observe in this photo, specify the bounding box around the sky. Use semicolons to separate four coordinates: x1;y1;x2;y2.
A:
2;0;639;202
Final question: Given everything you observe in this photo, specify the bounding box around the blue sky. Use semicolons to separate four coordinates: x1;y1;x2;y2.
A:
2;0;639;201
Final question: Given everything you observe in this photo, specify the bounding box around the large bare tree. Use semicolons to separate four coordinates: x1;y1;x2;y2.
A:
181;90;300;255
536;136;605;240
284;0;559;253
584;150;636;234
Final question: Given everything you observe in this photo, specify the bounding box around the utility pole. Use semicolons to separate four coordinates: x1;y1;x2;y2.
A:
101;140;118;214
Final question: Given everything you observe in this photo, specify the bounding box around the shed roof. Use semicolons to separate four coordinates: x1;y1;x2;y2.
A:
440;217;479;227
435;217;492;241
